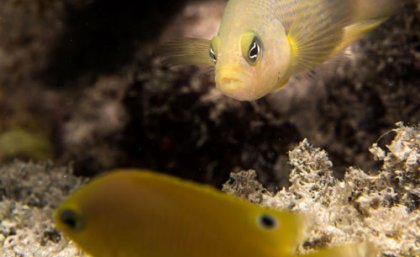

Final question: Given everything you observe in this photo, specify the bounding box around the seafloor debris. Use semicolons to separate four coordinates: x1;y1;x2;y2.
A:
225;123;419;257
0;161;86;257
0;124;418;256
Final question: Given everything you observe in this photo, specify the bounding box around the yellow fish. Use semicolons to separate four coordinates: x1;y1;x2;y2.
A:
55;170;377;257
161;0;401;101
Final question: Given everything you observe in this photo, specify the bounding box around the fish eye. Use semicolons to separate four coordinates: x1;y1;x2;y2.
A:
209;36;220;65
257;214;278;230
241;32;262;65
58;209;84;231
209;46;217;64
247;38;261;63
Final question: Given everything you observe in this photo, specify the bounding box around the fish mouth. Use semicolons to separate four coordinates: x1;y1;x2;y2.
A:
218;76;242;85
215;66;253;100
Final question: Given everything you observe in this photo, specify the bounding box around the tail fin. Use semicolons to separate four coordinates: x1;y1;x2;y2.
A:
353;0;402;22
302;242;379;257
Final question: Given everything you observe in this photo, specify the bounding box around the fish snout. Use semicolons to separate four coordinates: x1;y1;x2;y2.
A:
216;68;245;85
215;68;254;101
218;76;242;86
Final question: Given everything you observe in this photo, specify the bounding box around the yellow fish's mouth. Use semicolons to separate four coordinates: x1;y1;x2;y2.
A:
215;66;257;101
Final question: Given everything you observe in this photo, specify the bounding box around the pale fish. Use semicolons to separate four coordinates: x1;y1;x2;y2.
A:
161;0;401;101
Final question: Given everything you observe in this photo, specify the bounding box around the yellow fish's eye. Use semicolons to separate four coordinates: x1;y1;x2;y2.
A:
257;213;278;230
241;32;262;65
209;36;220;65
57;208;84;231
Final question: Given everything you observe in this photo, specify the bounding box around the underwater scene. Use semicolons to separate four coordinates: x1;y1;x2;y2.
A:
0;0;419;256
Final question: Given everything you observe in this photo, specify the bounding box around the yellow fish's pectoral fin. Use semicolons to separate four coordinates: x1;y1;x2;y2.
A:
157;38;213;66
330;18;387;57
286;0;352;73
302;242;379;257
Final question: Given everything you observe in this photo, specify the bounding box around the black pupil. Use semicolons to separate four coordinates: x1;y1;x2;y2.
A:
249;41;258;60
60;209;79;230
259;214;276;229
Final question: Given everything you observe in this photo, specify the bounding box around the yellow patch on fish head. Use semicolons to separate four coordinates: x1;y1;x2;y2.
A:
213;21;291;101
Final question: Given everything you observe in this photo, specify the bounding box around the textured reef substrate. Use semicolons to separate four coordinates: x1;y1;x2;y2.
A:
0;123;418;257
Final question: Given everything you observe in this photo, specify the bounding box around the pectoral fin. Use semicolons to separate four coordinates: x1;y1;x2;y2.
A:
157;38;213;66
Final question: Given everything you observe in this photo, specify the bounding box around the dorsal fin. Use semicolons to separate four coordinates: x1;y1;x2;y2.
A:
275;0;299;32
286;0;352;73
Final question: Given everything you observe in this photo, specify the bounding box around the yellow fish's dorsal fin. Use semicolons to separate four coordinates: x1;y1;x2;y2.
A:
286;0;352;73
329;18;387;57
301;242;379;257
274;0;301;32
157;38;213;66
